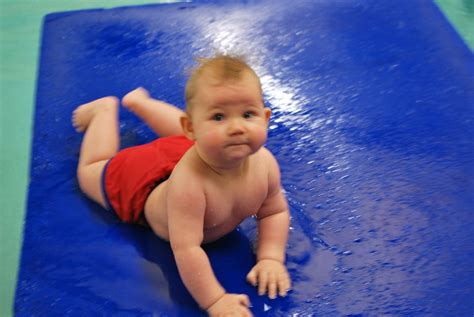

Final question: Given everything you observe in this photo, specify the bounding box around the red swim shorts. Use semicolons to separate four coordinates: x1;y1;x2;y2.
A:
102;135;194;223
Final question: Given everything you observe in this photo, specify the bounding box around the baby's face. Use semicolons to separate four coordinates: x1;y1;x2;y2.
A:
189;71;270;166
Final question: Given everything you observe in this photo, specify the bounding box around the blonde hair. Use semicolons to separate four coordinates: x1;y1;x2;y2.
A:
185;55;262;112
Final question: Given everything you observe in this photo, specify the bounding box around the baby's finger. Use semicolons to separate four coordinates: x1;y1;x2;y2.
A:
238;306;253;317
267;273;277;299
238;294;250;307
278;274;291;297
258;272;268;296
246;269;258;287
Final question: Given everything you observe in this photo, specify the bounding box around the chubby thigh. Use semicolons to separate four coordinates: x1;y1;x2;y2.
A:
77;159;110;209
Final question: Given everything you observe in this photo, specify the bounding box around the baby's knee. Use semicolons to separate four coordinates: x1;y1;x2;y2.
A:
100;97;119;113
76;166;91;193
76;163;104;196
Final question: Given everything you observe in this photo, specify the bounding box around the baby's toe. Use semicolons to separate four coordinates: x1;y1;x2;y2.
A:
72;116;84;132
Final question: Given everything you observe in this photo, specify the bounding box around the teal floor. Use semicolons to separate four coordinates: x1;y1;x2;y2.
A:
0;1;472;316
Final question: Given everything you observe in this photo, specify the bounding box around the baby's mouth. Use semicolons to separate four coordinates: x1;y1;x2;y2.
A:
226;141;248;148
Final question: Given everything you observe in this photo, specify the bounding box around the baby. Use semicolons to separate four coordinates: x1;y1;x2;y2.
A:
72;55;290;316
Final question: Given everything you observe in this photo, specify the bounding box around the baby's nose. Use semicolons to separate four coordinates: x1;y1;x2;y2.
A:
228;119;245;135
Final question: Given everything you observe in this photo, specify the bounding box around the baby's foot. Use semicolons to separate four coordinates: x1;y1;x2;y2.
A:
122;87;150;112
72;96;118;132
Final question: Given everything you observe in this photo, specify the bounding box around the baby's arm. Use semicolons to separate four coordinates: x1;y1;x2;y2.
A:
247;151;291;299
167;177;252;315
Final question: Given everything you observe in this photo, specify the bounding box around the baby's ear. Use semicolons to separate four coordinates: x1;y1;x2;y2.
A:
264;107;271;124
180;114;195;140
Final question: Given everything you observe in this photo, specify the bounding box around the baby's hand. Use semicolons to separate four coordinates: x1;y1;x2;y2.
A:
207;293;252;317
246;259;291;299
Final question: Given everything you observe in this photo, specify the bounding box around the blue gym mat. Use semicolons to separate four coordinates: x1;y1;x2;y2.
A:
16;0;474;315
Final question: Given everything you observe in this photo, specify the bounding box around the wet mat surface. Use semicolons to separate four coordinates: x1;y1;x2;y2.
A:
16;0;474;315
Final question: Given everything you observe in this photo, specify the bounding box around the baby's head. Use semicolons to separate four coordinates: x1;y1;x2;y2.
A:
185;55;263;114
181;55;271;166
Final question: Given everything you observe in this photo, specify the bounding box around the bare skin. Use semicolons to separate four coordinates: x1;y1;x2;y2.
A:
74;74;291;316
122;87;183;136
73;96;119;208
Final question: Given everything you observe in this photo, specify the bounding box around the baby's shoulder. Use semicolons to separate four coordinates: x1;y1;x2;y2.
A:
168;149;204;185
252;147;282;186
254;146;279;168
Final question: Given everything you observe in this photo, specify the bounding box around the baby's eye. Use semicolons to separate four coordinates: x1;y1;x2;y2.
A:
213;113;224;121
243;111;254;119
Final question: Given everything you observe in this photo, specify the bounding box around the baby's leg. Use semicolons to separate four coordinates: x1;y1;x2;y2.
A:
72;96;119;208
122;87;185;137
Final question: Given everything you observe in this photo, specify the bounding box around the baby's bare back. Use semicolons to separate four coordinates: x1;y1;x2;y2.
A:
144;147;271;243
